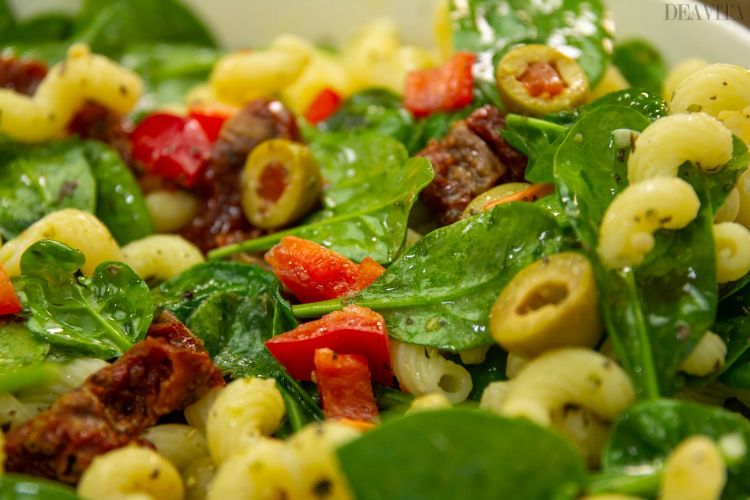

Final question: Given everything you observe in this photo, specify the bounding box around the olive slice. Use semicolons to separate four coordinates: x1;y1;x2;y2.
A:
241;138;322;229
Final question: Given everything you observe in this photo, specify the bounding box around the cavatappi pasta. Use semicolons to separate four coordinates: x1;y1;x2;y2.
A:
121;234;205;282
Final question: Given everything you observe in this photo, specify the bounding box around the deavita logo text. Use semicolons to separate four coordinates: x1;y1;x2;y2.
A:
664;2;745;20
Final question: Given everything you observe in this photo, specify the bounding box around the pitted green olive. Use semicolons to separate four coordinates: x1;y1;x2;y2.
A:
241;138;322;229
489;252;601;357
496;44;589;116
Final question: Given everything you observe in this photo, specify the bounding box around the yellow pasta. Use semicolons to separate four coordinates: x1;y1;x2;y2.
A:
145;190;201;233
659;436;726;500
627;113;733;184
479;381;513;415
0;209;123;277
713;222;750;283
205;377;285;464
182;456;215;500
549;406;610;468
281;49;352;115
662;58;707;102
407;393;452;414
77;446;184;500
142;424;209;471
499;348;635;426
598;177;700;269
670;63;750;116
184;387;221;435
589;65;629;101
505;352;530;379
0;44;142;142
714;187;740;223
735;169;750;229
390;340;472;404
680;331;727;376
458;345;490;365
121;234;204;282
0;393;38;429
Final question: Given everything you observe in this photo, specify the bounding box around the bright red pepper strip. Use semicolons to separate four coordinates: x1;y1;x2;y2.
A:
265;305;394;385
188;105;232;142
403;51;476;118
131;113;211;188
0;265;21;316
304;87;342;124
314;348;379;423
264;236;384;303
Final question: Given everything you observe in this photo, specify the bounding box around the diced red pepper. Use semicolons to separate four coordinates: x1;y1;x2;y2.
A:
518;61;565;98
0;265;21;316
188;105;233;142
304;88;342;124
131;113;211;188
403;51;476;118
314;348;379;423
265;305;394;385
264;236;384;303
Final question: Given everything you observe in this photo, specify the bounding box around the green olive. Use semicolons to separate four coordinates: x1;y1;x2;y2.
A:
496;44;589;116
489;252;601;357
241;138;322;229
462;183;530;218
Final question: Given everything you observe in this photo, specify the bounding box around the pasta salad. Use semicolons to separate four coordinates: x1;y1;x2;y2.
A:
1;0;750;498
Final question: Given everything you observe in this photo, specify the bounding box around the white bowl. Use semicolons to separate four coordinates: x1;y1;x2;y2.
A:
11;0;750;65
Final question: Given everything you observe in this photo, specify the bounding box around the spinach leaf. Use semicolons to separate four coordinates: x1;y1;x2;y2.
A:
546;88;669;125
13;240;153;359
501;114;567;183
597;399;750;498
0;364;60;394
0;139;97;242
82;142;152;244
153;262;323;422
0;474;80;500
338;409;585;500
466;345;507;400
72;0;215;58
294;202;565;351
713;286;750;388
4;13;74;43
0;0;16;45
0;321;50;370
209;134;434;265
612;39;667;95
554;105;745;397
450;0;613;87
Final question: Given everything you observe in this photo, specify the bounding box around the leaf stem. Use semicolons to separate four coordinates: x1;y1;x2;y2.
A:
278;385;306;431
586;467;661;496
505;114;568;135
292;299;345;318
622;270;661;400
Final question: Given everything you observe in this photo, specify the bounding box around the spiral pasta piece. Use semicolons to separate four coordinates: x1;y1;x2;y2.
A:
145;190;201;233
77;446;184;500
627;113;733;184
205;377;285;464
680;331;727;376
670;64;750;117
121;235;204;282
598;177;700;269
714;187;740;223
407;393;452;414
499;348;635;426
141;424;209;471
0;44;142;142
659;436;726;500
390;340;472;404
0;209;123;277
662;58;707;102
713;222;750;283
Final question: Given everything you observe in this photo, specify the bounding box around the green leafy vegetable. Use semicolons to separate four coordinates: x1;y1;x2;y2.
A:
338;409;585;500
465;345;507;400
546;88;669;125
0;321;50;370
0;364;60;394
554;105;747;397
13;240;154;359
593;399;750;498
0;474;80;500
713;285;750;388
0;140;97;242
209;133;434;264
450;0;613;86
612;39;667;94
501;114;567;183
293;202;564;350
4;13;74;44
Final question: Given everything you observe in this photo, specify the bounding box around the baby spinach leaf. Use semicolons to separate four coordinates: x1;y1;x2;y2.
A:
0;139;96;242
72;0;215;58
0;474;80;500
209;134;435;264
450;0;612;86
0;321;50;371
466;345;507;400
612;39;667;94
711;287;750;388
599;399;750;498
501;114;567;183
546;88;669;125
13;240;153;359
338;409;585;500
294;202;564;350
82;141;152;244
4;13;74;43
0;0;16;45
0;364;60;395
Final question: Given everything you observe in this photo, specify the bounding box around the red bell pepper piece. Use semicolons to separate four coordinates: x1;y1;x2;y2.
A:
188;105;233;142
264;236;384;303
265;305;394;385
304;87;342;124
314;347;379;423
131;113;211;188
0;265;21;316
403;51;476;118
518;61;565;98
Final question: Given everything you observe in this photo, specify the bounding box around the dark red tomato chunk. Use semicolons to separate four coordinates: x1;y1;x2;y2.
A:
131;113;212;188
265;305;393;385
403;52;476;117
0;265;21;316
0;56;47;96
314;348;379;423
304;87;342;124
518;61;565;97
264;236;384;303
